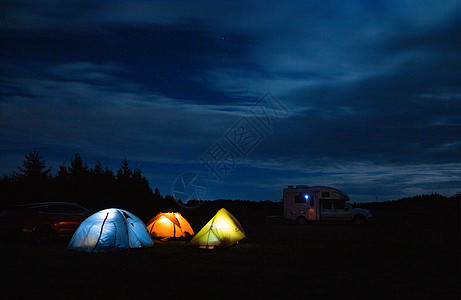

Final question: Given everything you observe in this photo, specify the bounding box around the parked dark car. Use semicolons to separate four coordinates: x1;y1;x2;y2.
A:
0;202;91;243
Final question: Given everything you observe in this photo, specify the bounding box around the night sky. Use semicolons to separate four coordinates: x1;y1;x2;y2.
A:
1;1;460;202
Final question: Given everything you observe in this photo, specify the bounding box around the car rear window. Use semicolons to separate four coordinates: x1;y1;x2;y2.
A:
0;210;18;217
0;207;28;217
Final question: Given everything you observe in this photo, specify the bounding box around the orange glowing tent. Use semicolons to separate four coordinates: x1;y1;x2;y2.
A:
146;212;194;238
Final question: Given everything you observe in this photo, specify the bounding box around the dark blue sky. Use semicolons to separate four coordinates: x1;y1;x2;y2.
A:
1;1;460;202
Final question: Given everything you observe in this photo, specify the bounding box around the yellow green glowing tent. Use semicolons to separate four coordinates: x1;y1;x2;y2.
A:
189;208;246;249
146;212;194;238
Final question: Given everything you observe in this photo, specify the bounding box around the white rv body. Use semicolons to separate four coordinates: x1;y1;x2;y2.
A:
283;185;372;225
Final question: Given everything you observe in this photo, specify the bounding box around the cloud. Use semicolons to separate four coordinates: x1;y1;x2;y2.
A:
219;161;461;201
0;62;256;164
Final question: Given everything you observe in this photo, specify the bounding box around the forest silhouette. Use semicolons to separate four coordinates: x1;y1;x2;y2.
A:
0;151;178;221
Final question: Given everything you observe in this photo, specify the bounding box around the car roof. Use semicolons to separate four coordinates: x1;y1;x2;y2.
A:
17;202;84;209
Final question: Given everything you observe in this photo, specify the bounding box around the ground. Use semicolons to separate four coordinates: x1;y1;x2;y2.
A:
1;204;459;299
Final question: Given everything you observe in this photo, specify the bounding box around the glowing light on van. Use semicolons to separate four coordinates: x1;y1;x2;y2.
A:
304;194;309;200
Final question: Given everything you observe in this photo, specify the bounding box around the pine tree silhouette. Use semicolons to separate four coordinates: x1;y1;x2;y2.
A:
14;150;51;182
13;151;51;202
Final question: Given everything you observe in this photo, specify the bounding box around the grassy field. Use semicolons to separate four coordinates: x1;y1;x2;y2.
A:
1;203;459;299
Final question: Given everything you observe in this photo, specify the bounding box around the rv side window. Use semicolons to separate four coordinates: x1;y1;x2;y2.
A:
322;191;330;198
310;198;314;206
322;202;332;210
294;195;305;203
334;202;347;210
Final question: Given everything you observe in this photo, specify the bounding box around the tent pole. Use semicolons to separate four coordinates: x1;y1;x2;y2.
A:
205;215;216;249
91;212;109;252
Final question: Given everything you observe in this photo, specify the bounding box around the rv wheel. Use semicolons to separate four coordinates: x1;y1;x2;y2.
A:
353;215;365;226
296;216;307;225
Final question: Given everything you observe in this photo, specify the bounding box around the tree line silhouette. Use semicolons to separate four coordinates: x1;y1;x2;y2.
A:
0;151;178;221
1;151;459;223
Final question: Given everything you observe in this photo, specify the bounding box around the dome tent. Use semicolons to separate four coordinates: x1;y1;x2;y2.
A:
68;208;153;252
146;212;194;238
189;208;246;249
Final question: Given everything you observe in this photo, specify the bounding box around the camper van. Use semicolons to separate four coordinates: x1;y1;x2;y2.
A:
283;185;372;225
